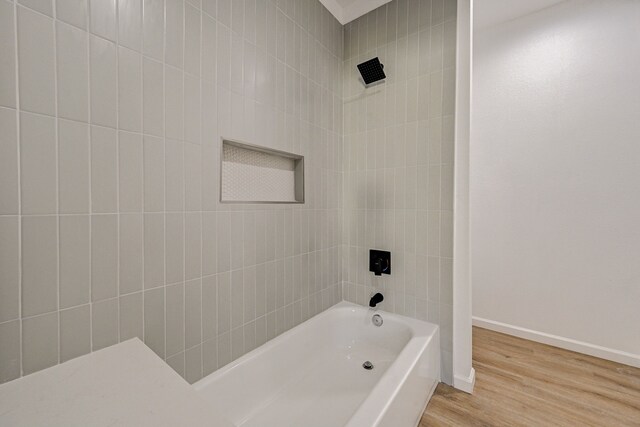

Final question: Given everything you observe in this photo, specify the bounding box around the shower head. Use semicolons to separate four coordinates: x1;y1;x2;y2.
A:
357;57;386;86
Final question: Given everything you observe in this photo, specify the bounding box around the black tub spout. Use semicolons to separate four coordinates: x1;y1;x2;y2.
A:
369;293;384;308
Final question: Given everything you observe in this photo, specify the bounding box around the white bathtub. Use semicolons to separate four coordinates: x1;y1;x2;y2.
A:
194;301;440;427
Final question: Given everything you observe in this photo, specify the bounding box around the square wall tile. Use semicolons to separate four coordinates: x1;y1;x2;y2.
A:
56;22;89;122
59;120;90;213
218;0;230;27
202;0;216;18
143;135;165;212
0;217;19;322
17;0;52;16
118;131;143;212
0;320;20;383
217;331;231;368
120;292;143;341
20;112;56;215
91;126;118;212
184;142;202;211
142;58;164;136
184;4;201;77
90;0;117;41
201;137;218;211
165;66;184;140
166;351;185;377
17;6;55;115
202;213;217;276
184;76;201;144
231;326;244;360
165;0;184;68
60;305;91;362
143;287;165;358
0;108;18;214
22;312;58;375
165;213;184;285
92;298;118;350
22;216;58;317
217;273;230;336
57;0;88;30
166;282;185;357
119;0;143;51
118;47;142;132
185;279;202;348
0;2;16;108
231;270;243;329
185;212;202;280
59;215;91;308
202;338;217;376
90;36;117;128
185;344;202;384
202;274;217;340
165;138;184;211
119;214;144;294
143;0;164;60
144;213;165;289
91;214;118;301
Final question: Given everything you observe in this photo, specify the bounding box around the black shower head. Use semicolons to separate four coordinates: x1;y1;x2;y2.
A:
357;57;386;85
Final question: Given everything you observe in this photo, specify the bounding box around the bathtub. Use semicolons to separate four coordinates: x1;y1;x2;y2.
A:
194;301;440;427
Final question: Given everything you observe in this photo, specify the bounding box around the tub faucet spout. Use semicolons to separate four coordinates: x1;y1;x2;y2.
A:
369;293;384;308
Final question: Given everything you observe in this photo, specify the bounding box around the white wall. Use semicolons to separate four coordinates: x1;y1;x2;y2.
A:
452;0;474;393
471;0;640;365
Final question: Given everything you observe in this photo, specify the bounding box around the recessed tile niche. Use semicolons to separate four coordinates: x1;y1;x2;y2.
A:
220;139;304;204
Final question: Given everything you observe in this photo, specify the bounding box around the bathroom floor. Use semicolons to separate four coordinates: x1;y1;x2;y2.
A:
420;327;640;426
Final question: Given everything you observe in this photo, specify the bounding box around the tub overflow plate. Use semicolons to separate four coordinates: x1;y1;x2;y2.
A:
372;314;383;327
362;361;374;370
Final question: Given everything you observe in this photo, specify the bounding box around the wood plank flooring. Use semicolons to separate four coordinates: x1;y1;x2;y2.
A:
420;327;640;426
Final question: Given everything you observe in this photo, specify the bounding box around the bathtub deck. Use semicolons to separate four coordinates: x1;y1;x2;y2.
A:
420;327;640;426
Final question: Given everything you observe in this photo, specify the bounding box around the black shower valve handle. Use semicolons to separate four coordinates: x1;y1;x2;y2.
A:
369;249;391;276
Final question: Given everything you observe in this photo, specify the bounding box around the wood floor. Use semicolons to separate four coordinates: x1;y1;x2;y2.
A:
420;327;640;426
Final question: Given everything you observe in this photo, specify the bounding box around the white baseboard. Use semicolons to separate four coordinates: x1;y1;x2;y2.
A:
453;367;475;394
472;317;640;369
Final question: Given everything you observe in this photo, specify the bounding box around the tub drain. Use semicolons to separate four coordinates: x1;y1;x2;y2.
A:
362;361;374;370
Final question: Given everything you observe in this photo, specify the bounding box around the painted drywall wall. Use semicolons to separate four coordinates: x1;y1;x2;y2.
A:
0;0;343;384
471;0;640;364
342;0;457;383
452;0;473;393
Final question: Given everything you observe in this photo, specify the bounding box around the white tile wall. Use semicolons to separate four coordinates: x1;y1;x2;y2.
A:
1;0;456;387
0;0;343;384
341;0;457;384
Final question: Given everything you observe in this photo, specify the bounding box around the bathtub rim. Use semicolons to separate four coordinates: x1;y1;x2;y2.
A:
346;324;440;427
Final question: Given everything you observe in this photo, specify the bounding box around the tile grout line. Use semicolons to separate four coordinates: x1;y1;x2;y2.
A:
181;0;186;377
13;0;23;380
86;0;93;355
52;0;61;367
115;0;122;349
198;1;205;380
161;0;167;364
140;0;146;356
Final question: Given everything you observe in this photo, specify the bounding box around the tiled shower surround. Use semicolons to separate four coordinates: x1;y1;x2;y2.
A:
0;0;343;384
342;0;457;383
0;0;456;386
